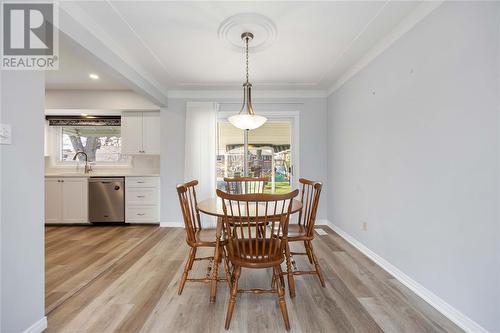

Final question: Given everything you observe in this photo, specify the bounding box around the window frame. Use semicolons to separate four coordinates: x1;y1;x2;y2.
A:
216;110;300;191
53;126;132;167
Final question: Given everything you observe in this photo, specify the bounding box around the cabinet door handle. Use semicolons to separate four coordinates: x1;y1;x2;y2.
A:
136;213;145;216
136;181;145;184
137;195;145;198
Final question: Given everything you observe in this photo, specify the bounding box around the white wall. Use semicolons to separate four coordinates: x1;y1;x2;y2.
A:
160;97;328;224
327;2;499;332
45;89;159;111
1;71;46;332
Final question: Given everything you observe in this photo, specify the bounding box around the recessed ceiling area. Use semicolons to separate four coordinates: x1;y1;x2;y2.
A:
45;33;132;90
52;1;422;94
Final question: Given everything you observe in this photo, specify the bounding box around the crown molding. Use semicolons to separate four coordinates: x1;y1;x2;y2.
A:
328;0;444;96
167;89;327;99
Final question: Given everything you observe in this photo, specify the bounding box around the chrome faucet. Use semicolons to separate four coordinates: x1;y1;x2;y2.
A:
73;151;92;174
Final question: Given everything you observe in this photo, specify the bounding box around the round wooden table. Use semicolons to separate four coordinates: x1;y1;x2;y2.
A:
197;198;303;217
197;197;302;303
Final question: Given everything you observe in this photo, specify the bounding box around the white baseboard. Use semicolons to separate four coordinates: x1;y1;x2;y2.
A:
23;317;47;333
323;221;489;333
159;221;183;227
316;219;329;226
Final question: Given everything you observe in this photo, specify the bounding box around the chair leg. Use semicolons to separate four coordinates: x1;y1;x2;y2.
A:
304;240;313;264
178;247;196;295
210;244;221;303
221;246;232;290
284;242;296;298
187;247;197;270
279;263;285;287
275;265;291;331
309;241;326;287
225;266;241;330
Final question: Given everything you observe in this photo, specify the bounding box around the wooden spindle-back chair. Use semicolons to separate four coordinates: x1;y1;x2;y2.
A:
176;180;230;301
224;176;269;194
283;178;325;298
217;189;299;331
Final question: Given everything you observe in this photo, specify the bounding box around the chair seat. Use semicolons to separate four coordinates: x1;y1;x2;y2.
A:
288;224;307;240
192;228;226;246
228;238;284;268
265;224;309;240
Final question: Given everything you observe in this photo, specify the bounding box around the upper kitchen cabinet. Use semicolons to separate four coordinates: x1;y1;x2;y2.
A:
142;112;161;154
121;111;160;155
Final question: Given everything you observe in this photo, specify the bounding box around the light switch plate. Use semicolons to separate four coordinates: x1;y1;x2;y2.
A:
0;124;12;145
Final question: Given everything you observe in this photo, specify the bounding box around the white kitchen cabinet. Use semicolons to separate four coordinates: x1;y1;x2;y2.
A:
125;206;159;223
142;112;161;154
121;111;160;155
62;178;88;223
45;178;63;223
125;177;160;223
126;187;158;206
45;177;88;224
121;111;143;155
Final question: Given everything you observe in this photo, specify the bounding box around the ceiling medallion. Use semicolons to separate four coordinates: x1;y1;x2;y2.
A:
217;13;277;53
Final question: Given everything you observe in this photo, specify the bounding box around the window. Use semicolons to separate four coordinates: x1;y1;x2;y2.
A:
216;121;293;194
60;125;126;163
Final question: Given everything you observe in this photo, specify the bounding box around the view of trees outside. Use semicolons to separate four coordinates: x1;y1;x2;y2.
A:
61;126;124;162
216;121;292;194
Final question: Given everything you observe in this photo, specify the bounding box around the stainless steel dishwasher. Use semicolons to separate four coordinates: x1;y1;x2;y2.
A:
89;177;125;223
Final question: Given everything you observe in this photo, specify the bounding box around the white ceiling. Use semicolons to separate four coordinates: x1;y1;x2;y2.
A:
46;33;131;90
49;1;422;93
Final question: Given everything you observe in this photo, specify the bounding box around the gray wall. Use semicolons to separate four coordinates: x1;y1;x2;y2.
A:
1;71;45;332
160;97;328;224
326;2;499;331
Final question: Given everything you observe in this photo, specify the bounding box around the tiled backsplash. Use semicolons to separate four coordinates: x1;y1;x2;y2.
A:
45;154;160;174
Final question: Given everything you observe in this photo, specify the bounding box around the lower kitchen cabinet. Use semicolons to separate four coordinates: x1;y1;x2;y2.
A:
45;177;88;224
125;176;160;223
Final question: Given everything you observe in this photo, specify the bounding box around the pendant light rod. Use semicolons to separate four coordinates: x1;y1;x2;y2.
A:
241;32;253;177
242;32;253;84
239;32;255;116
228;31;267;131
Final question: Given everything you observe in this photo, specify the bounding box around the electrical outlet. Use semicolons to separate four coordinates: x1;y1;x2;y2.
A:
362;222;368;231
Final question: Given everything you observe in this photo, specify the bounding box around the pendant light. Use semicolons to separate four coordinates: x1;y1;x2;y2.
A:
228;32;267;130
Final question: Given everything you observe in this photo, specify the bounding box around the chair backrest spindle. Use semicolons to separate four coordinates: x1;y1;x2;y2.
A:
217;189;299;264
224;177;269;194
297;178;322;237
176;180;203;245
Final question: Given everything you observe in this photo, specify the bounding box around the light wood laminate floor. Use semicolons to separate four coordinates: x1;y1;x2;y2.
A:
45;226;463;333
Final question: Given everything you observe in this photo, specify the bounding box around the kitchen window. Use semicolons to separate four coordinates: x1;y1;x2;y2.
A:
47;115;129;165
60;125;124;162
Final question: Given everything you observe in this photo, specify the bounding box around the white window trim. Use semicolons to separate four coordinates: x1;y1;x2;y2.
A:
52;126;132;168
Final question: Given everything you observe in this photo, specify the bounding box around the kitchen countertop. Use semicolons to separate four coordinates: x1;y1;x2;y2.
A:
45;170;160;178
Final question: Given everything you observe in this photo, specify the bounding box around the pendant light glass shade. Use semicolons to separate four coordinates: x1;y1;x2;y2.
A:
228;32;267;130
229;82;267;130
229;114;267;130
